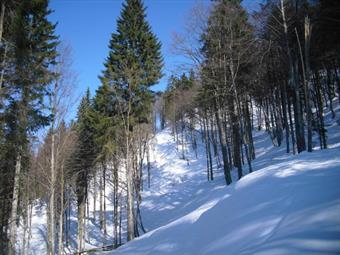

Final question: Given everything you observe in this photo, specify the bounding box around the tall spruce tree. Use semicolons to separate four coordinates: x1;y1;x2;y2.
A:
100;0;162;241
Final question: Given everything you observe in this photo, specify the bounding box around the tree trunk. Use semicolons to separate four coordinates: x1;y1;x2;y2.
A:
99;168;103;232
113;166;119;248
77;197;85;253
0;2;4;43
103;167;107;236
49;130;56;255
229;102;242;179
26;202;33;254
93;172;96;222
214;107;232;185
287;95;296;154
58;165;64;255
21;184;29;255
281;82;290;153
314;72;327;149
181;120;185;159
295;21;312;152
0;43;8;91
326;68;335;118
146;145;151;188
205;117;214;180
8;153;22;255
304;17;313;151
126;133;135;241
203;115;213;181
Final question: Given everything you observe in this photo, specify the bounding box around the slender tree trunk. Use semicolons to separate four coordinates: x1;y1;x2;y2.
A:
229;102;242;179
287;94;296;154
58;165;64;255
26;202;33;254
214;107;232;185
103;167;107;236
93;172;97;221
209;118;217;158
146;145;151;189
126;125;135;241
77;168;87;253
21;184;29;255
119;203;122;245
243;102;254;172
0;44;8;91
314;72;327;149
66;191;71;248
0;2;4;43
8;153;22;255
304;17;313;151
113;166;119;248
181;120;185;159
203;115;212;181
99;167;103;232
326;68;335;118
281;82;290;153
205;117;214;180
245;101;255;160
204;124;211;181
49;130;56;255
77;196;85;253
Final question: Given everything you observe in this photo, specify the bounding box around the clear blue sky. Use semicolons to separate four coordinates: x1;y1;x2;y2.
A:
49;0;260;98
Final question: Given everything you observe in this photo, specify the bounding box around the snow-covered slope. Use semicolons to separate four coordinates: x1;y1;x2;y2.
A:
25;104;340;254
104;112;340;254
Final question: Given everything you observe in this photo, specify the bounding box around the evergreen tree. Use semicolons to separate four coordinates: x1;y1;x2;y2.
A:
0;0;59;253
100;0;163;241
73;89;96;252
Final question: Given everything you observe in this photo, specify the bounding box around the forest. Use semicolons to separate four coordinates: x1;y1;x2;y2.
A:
0;0;339;254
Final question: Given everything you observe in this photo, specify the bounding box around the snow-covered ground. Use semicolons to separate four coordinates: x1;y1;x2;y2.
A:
24;101;340;254
102;104;340;254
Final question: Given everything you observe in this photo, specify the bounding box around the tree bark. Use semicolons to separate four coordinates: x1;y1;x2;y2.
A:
214;107;232;185
9;153;21;255
0;2;4;43
126;132;135;241
49;128;56;255
58;165;64;255
93;172;97;221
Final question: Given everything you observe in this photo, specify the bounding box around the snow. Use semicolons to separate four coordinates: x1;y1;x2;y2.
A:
25;101;340;254
102;105;340;254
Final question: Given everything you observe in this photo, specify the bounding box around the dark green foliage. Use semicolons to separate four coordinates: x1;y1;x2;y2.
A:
100;0;163;128
0;0;58;252
96;0;163;241
92;82;118;162
73;89;96;183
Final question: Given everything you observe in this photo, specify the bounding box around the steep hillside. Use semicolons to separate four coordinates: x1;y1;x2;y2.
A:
25;105;340;255
103;109;340;255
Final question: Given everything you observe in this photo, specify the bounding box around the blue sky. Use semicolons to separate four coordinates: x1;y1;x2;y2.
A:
49;0;260;98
